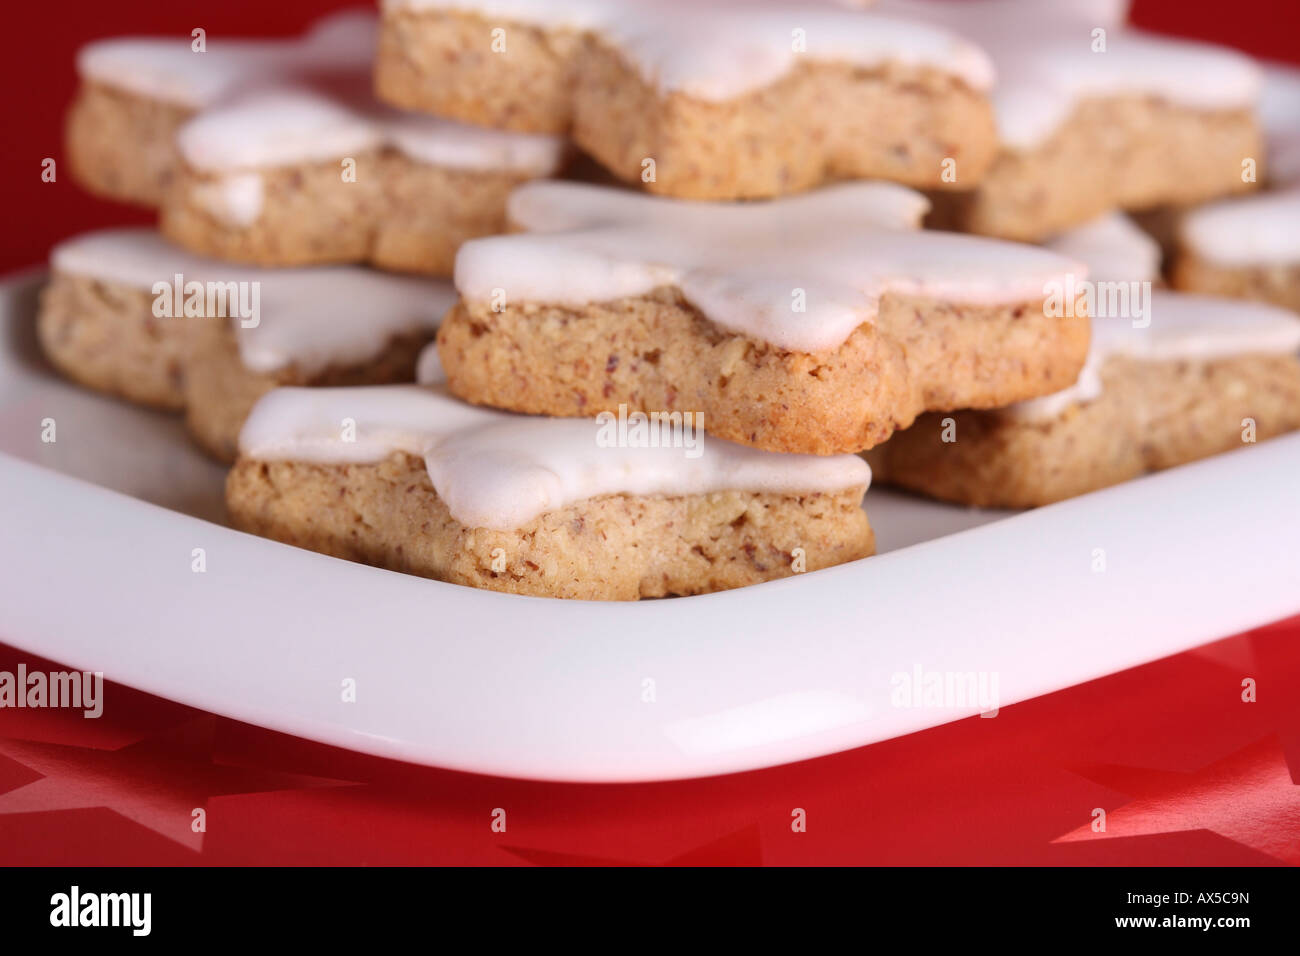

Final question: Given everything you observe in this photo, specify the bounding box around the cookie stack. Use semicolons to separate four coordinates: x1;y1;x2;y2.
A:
41;0;1300;600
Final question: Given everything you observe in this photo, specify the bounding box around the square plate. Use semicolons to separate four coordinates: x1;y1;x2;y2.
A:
2;271;1297;781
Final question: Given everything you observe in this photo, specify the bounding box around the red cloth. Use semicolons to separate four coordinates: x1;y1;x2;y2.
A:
1;0;1297;865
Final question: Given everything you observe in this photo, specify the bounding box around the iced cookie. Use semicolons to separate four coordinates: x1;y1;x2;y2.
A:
226;385;875;600
436;181;1090;455
889;0;1262;240
869;214;1300;507
67;11;566;275
1170;66;1300;312
1172;189;1300;314
375;0;998;199
37;229;453;461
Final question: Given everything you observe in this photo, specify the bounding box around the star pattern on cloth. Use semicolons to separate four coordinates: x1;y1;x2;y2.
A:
0;717;350;852
499;825;763;867
1052;736;1300;864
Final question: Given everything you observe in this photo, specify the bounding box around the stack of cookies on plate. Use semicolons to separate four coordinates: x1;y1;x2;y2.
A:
40;0;1300;600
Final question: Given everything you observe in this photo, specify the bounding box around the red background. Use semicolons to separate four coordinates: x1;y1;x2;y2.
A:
0;1;1297;866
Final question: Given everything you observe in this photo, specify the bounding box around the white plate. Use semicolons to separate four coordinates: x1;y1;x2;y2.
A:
2;271;1298;782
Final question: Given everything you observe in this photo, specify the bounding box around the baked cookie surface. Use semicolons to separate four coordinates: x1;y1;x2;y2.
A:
375;0;999;198
228;385;875;600
438;181;1090;454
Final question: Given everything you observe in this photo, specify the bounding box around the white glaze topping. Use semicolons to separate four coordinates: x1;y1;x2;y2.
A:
506;179;931;233
383;113;568;173
238;384;872;530
381;0;994;98
50;229;455;377
189;173;265;228
878;0;1260;149
1260;62;1300;185
1044;212;1161;284
416;341;447;385
457;181;1082;353
177;88;386;171
76;11;379;109
175;89;567;177
1179;187;1300;267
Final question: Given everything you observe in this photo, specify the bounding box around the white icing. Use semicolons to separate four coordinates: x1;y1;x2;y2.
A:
53;228;222;288
175;85;566;177
382;0;994;98
383;114;568;173
190;172;266;228
1180;187;1300;267
179;88;386;171
1005;291;1300;421
237;270;452;376
1044;212;1161;284
238;384;872;530
76;11;379;109
80;11;566;179
171;71;569;175
506;179;930;233
457;182;1082;353
50;228;456;377
1260;63;1300;137
1259;63;1300;185
416;342;446;385
878;0;1260;149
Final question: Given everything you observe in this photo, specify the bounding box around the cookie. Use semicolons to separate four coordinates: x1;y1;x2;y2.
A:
436;181;1090;455
1169;65;1300;312
37;229;454;460
1172;189;1300;314
892;0;1262;240
870;215;1300;507
68;12;371;205
67;11;566;275
1129;61;1300;273
227;385;875;600
375;0;998;199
